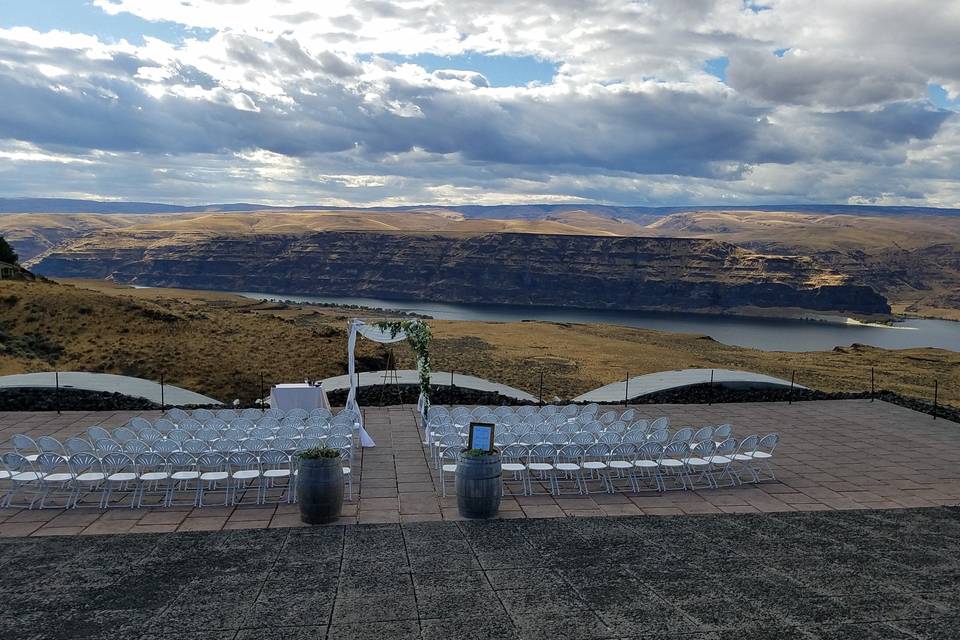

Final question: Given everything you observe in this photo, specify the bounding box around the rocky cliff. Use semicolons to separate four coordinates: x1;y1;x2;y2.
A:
29;231;891;315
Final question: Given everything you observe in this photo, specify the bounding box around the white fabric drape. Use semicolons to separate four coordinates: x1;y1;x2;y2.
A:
346;319;411;447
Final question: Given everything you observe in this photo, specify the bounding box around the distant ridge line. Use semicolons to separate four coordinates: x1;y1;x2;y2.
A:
1;197;958;217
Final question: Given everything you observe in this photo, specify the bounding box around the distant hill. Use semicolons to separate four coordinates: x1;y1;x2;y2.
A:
2;197;959;219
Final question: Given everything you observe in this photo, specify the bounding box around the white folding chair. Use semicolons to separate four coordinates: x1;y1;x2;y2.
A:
134;452;170;507
35;453;74;508
658;442;690;491
633;442;663;491
99;453;138;508
553;444;584;495
11;435;40;462
196;453;230;507
686;441;716;489
748;433;779;482
582;443;612;494
68;452;106;508
260;449;293;503
500;444;528;496
438;445;459;498
525;444;556;495
707;438;738;488
228;451;262;505
730;435;760;483
165;452;200;506
608;443;637;492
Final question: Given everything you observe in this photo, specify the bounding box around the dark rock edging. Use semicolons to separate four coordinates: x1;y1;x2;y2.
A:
0;388;160;411
325;384;531;408
600;383;959;424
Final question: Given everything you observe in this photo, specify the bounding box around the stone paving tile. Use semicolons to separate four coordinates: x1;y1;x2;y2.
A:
0;507;958;639
3;399;960;536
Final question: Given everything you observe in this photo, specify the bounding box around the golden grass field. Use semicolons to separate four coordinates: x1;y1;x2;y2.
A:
1;278;956;407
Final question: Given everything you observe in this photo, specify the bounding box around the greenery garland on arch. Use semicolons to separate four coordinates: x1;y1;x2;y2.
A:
374;319;433;416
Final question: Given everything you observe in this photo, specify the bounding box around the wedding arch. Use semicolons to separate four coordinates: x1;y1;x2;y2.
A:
346;318;433;439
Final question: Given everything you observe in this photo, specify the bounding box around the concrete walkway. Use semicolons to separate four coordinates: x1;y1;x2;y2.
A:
322;370;538;402
0;372;221;405
3;507;958;639
574;368;806;402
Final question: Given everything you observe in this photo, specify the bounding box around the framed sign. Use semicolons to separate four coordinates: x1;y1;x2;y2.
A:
468;422;496;452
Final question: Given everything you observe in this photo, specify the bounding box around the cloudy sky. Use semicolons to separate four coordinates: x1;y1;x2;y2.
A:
0;0;958;207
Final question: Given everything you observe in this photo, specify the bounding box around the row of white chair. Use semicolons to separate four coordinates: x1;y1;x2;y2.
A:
436;435;778;497
11;429;354;461
1;446;353;510
136;410;359;434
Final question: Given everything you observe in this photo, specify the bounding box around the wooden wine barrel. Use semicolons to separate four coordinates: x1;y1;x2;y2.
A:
297;457;344;524
456;452;502;519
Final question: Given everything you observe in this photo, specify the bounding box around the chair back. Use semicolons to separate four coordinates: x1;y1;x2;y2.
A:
36;452;70;475
94;438;122;453
182;440;208;455
37;436;66;454
128;417;153;432
123;440;150;455
757;433;779;454
153;440;179;455
68;452;101;474
100;452;135;474
66;437;95;455
86;426;112;442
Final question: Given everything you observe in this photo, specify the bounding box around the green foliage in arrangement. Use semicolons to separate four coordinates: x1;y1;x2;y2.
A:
375;319;433;416
297;447;342;460
461;448;499;458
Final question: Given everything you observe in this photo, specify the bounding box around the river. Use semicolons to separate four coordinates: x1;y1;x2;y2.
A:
233;292;960;353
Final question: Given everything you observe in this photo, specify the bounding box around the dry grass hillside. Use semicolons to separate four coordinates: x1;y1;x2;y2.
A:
1;279;956;407
9;210;653;263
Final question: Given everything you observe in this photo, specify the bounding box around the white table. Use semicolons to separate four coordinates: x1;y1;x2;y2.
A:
269;383;331;412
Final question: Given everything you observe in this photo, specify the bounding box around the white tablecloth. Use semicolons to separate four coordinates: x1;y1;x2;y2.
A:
269;383;331;412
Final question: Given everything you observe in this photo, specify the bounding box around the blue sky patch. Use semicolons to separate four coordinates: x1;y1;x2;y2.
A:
928;84;959;111
743;1;773;13
379;53;557;87
704;56;729;82
0;1;213;43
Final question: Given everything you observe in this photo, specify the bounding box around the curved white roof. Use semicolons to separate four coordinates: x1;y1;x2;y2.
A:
0;372;221;405
573;368;806;403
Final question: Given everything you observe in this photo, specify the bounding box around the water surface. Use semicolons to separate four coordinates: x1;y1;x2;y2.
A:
234;291;960;353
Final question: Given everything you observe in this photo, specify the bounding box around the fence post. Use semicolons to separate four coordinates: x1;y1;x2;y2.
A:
933;379;938;420
451;370;454;387
55;371;61;415
538;371;544;406
624;372;629;407
709;369;714;406
259;373;264;410
870;367;875;402
160;373;165;413
789;370;795;405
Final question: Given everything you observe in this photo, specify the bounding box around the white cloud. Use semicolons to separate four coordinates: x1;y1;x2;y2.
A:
0;1;956;206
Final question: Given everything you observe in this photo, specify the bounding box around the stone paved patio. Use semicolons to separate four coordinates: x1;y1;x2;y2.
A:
1;399;959;536
1;507;958;639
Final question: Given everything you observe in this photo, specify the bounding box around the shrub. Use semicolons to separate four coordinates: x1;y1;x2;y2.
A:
461;448;498;457
298;447;341;460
